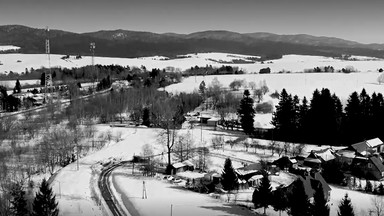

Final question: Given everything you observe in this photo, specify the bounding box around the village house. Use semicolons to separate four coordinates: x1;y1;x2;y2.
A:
349;138;384;156
272;156;298;171
285;172;332;202
333;138;384;180
351;156;384;180
303;148;336;169
171;160;195;174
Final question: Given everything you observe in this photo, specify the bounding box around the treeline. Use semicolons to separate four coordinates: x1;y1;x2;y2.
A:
272;88;384;145
183;65;245;76
66;87;203;126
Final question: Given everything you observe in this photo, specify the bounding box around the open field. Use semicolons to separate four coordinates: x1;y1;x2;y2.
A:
1;53;384;74
166;72;384;101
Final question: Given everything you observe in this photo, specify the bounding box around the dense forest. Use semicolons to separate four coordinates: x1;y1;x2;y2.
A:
271;88;384;146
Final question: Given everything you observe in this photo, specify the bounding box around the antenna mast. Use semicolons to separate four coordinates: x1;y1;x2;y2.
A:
45;26;52;102
90;42;96;85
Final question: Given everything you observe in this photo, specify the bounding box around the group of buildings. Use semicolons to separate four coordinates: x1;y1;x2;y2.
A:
164;137;384;203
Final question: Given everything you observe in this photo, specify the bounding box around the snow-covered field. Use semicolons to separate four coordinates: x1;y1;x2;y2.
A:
1;52;384;74
0;45;20;52
167;72;384;101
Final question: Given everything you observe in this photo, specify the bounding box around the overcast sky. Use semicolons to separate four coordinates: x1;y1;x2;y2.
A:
1;0;383;43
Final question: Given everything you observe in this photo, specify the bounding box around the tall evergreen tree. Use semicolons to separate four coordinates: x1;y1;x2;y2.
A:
312;184;329;216
237;90;255;134
288;179;310;216
142;107;150;127
272;187;288;216
40;72;46;86
359;89;372;139
298;96;309;141
292;95;300;130
272;89;297;141
10;182;29;216
252;170;272;215
371;92;382;138
221;158;238;191
344;91;362;143
14;79;21;93
32;179;59;216
307;88;340;145
338;193;354;216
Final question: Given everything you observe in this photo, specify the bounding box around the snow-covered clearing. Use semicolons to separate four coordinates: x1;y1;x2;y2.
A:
1;52;384;74
166;72;384;101
0;45;20;52
111;167;255;216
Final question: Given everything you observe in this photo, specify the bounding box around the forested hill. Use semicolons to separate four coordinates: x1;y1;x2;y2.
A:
1;25;384;59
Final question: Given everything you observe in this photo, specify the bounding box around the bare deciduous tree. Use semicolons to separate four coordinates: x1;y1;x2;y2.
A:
371;196;384;216
268;140;277;156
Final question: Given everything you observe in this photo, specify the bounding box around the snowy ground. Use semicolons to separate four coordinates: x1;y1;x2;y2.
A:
1;52;384;74
111;167;256;216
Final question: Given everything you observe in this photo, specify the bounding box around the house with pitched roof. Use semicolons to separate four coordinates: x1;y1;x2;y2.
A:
286;172;332;201
349;138;384;156
304;148;336;169
351;156;384;180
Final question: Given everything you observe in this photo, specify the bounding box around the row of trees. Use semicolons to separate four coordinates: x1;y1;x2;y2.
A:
272;88;384;145
185;65;244;76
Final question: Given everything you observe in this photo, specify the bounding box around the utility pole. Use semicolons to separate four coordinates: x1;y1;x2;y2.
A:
142;181;147;199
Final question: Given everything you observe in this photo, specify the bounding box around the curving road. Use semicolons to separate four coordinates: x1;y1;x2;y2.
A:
98;162;126;216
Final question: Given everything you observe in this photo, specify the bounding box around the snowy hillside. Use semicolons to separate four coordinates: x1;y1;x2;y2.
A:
0;45;20;52
1;52;384;74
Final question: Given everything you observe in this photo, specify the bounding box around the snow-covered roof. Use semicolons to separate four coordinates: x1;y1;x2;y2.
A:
248;175;263;181
176;171;205;179
304;158;322;163
235;169;258;176
366;138;383;148
312;148;335;161
173;162;186;169
337;150;356;159
182;160;194;167
207;117;220;122
351;138;383;153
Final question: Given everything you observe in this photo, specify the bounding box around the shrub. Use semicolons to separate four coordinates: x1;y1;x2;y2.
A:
256;102;274;113
259;67;271;74
270;90;280;99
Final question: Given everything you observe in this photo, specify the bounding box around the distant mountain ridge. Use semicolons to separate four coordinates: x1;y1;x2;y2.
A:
1;25;384;59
